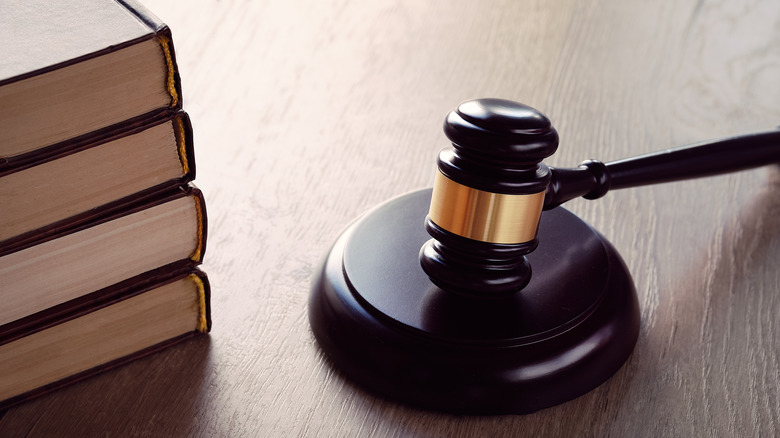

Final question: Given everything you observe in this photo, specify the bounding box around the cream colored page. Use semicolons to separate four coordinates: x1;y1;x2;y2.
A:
0;277;199;401
0;39;169;156
0;196;198;326
0;122;182;241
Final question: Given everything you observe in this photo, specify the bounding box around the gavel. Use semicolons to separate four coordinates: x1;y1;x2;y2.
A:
309;98;780;414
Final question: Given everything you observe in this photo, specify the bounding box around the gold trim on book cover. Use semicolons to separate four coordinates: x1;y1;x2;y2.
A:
190;196;204;262
191;274;209;333
174;116;190;175
158;35;179;107
428;171;545;244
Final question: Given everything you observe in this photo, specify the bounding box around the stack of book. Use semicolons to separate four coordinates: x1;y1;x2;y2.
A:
0;0;211;408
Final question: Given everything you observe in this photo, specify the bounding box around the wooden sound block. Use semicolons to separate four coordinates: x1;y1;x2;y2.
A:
309;188;640;414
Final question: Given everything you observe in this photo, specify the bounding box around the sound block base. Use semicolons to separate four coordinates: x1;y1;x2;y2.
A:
309;189;640;414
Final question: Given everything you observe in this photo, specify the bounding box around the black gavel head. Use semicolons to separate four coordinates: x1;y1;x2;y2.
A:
420;98;559;296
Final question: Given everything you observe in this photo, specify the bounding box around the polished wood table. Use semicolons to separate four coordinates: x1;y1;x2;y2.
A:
2;0;780;435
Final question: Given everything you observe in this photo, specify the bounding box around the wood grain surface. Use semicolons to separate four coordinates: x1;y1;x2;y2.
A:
2;0;779;436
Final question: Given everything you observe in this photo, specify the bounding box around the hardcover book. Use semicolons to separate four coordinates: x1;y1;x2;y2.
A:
0;265;211;410
0;0;182;163
0;184;207;327
0;110;195;249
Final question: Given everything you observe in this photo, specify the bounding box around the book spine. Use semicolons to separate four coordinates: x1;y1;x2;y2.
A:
190;184;208;263
176;111;197;181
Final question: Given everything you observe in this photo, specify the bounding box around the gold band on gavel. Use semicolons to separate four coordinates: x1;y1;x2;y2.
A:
428;171;546;244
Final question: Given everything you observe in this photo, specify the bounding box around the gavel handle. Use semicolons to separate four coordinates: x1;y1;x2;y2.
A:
544;129;780;209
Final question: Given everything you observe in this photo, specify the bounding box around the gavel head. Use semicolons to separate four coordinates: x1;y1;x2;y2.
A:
419;98;559;296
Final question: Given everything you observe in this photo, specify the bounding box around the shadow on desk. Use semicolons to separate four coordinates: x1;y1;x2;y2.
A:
313;343;640;436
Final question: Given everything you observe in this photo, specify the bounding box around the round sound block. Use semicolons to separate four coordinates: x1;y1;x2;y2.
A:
309;188;640;414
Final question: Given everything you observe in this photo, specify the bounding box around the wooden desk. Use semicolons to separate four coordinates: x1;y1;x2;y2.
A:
2;0;779;435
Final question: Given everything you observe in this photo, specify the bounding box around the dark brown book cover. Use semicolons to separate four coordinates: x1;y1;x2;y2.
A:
0;265;212;410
